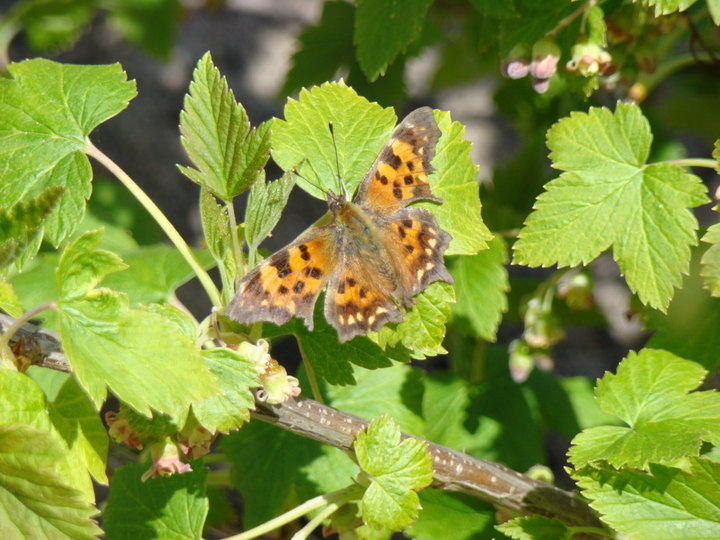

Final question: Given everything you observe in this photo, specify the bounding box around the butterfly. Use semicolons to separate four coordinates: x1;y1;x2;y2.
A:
226;107;453;343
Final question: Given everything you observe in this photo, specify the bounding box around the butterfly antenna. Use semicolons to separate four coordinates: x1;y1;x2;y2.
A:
291;162;328;198
328;122;348;198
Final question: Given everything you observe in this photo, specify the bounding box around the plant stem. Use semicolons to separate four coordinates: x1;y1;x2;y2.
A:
290;500;341;540
0;301;56;351
297;336;324;404
570;526;614;538
549;0;595;38
225;485;361;540
84;141;222;308
661;158;717;169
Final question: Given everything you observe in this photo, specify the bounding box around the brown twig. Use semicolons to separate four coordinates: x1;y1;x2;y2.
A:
0;313;606;532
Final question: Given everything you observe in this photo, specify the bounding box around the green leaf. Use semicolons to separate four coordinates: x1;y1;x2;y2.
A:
8;0;98;52
48;376;109;485
422;110;492;256
0;281;23;317
244;171;295;252
55;231;216;416
353;0;433;80
222;420;322;528
0;371;96;501
496;1;576;56
497;515;572;540
574;458;720;539
701;214;720;297
0;186;64;272
449;237;508;340
106;0;180;60
372;281;455;360
712;1;720;26
102;462;208;540
281;0;356;96
639;0;698;16
513;102;708;311
192;348;259;433
272;82;396;199
714;139;720;172
568;349;720;470
179;52;271;201
199;188;236;302
355;415;433;531
0;59;136;244
407;490;496;540
325;363;425;436
468;0;517;18
101;245;215;305
0;424;102;539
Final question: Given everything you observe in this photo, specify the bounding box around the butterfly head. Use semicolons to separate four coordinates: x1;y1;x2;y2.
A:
327;190;348;216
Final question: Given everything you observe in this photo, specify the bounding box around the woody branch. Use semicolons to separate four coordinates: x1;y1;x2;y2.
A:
1;313;603;530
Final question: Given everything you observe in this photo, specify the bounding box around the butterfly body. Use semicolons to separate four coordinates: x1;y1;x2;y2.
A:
228;107;453;343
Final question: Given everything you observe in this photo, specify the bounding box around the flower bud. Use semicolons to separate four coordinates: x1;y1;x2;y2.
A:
566;40;613;77
530;38;561;80
141;440;192;481
509;339;534;383
557;272;594;310
501;44;530;79
257;358;301;404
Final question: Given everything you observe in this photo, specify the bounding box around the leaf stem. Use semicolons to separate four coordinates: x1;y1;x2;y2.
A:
84;140;222;307
225;485;361;540
290;500;341;540
0;301;56;351
297;336;324;404
659;158;718;169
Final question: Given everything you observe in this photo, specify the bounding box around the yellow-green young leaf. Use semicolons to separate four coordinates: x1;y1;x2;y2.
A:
513;102;708;311
354;415;433;531
200;188;237;302
0;371;96;501
639;0;698;16
0;281;23;317
710;1;720;27
713;140;720;172
449;237;508;340
497;515;573;540
568;349;720;470
423;110;491;256
0;59;136;244
192;348;259;433
574;458;720;539
0;186;64;273
103;462;208;540
272;82;396;200
55;231;216;417
372;281;455;360
701;209;720;296
353;0;433;80
0;424;102;539
244;170;295;253
179;52;271;200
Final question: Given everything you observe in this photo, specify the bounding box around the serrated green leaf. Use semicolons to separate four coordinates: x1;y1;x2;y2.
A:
639;0;698;16
106;0;180;60
0;371;96;501
101;245;215;305
244;171;295;252
568;349;720;469
26;366;69;401
102;462;208;540
55;231;215;416
701;217;720;296
575;458;720;539
222;420;322;527
0;281;23;317
353;0;433;80
450;237;508;340
179;52;271;201
407;490;496;540
513;103;708;311
372;281;454;360
497;515;572;540
0;59;136;244
422;110;491;256
325;363;425;436
647;262;720;371
281;0;356;96
48;376;108;485
56;230;128;299
272;82;396;199
0;424;102;540
192;348;258;433
0;186;64;272
200;188;236;302
355;415;432;531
